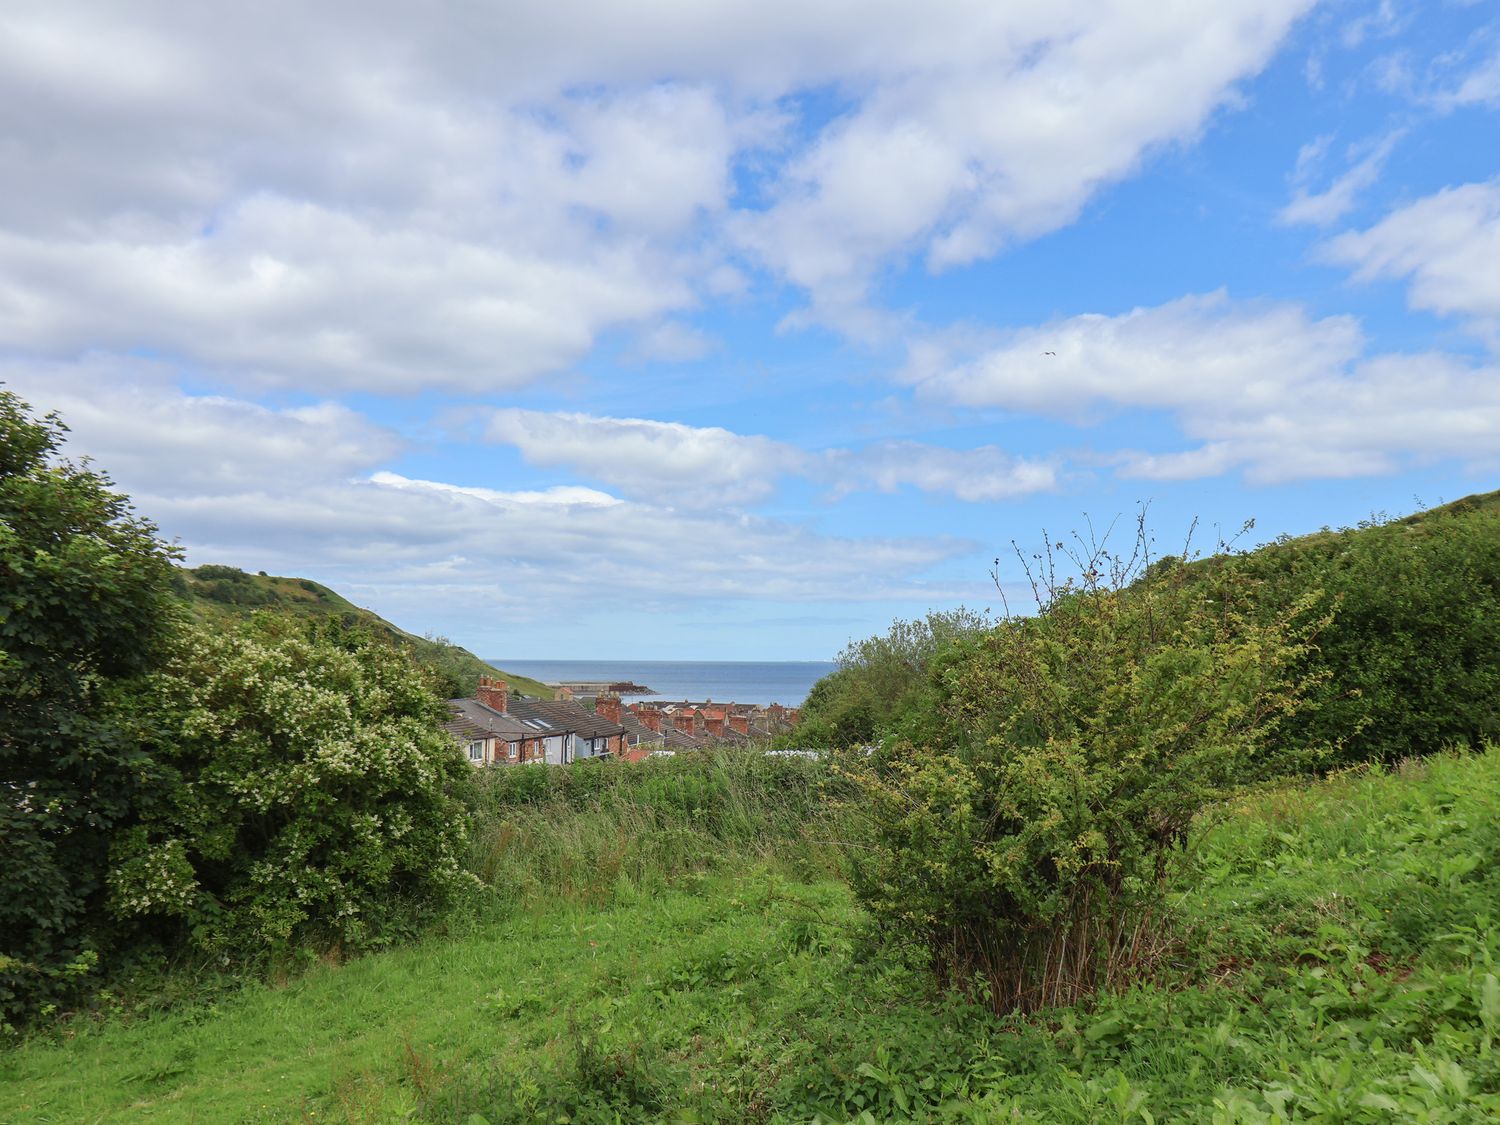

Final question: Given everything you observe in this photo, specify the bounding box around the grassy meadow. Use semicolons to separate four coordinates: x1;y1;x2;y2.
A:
6;746;1500;1122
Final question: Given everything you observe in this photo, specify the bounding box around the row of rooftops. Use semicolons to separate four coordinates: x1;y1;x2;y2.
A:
596;693;800;746
444;676;801;762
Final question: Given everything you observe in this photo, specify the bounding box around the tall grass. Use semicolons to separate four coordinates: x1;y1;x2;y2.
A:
463;748;855;907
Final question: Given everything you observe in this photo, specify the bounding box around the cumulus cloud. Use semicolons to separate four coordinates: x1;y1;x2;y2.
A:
0;199;691;393
3;369;974;631
1319;178;1500;346
480;408;1059;505
830;443;1058;502
906;291;1364;418
735;0;1315;312
905;291;1500;484
0;357;401;492
0;0;1317;382
482;409;808;507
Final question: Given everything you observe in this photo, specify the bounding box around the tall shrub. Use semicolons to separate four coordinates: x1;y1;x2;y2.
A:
0;391;179;1025
110;616;478;961
845;545;1321;1013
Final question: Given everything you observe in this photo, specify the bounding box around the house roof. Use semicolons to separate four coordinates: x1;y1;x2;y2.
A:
510;697;628;741
502;697;596;739
445;699;538;742
616;709;664;745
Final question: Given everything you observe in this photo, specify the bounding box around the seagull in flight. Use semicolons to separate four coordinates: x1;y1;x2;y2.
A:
1042;351;1056;356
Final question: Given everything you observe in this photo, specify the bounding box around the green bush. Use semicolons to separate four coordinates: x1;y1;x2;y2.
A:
191;564;250;583
108;615;478;962
844;556;1321;1013
1221;502;1500;765
797;608;991;748
0;390;180;1028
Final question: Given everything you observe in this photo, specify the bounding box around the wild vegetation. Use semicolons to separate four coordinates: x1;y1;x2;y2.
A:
5;749;1500;1121
174;562;552;699
5;386;1500;1120
1;393;478;1030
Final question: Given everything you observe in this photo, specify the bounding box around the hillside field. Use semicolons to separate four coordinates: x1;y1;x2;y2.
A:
5;747;1500;1122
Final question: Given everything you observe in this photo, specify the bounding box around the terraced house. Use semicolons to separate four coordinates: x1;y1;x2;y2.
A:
445;677;629;766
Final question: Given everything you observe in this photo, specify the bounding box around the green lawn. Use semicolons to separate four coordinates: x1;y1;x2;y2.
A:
7;750;1500;1123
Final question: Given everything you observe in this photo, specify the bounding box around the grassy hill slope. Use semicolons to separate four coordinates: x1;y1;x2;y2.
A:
5;747;1500;1121
172;564;551;699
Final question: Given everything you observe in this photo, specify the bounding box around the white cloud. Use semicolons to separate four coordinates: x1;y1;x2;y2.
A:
0;0;1318;383
907;291;1364;418
482;407;1060;505
831;443;1058;502
482;409;808;507
4;369;975;627
1447;48;1500;107
1340;1;1403;50
1319;178;1500;345
736;0;1316;311
0;357;401;492
906;291;1500;483
1278;130;1404;227
0;195;695;395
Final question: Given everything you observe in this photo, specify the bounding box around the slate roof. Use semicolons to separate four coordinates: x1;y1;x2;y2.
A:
445;698;537;742
495;697;574;738
510;697;628;741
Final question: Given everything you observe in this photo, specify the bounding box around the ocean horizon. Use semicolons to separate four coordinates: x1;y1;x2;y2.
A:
487;659;837;708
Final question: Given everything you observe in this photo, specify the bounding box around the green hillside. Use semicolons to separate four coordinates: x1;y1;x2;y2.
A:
7;747;1500;1121
172;564;551;699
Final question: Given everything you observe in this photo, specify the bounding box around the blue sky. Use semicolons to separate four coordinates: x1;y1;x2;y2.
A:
3;0;1498;660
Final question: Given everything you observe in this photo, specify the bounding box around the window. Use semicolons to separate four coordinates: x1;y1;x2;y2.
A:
467;741;485;763
508;743;517;758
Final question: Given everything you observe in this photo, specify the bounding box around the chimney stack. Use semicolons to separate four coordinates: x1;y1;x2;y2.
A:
596;693;622;723
702;706;726;738
476;676;509;715
729;714;749;736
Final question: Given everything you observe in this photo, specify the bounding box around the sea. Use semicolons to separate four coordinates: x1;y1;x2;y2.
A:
487;659;837;708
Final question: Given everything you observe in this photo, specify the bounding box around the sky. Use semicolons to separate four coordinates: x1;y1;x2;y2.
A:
3;0;1498;661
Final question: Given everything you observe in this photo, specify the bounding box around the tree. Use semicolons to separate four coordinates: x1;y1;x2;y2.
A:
797;608;992;747
0;390;180;1025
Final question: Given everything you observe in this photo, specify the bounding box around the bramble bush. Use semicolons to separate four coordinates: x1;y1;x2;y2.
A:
843;522;1325;1012
110;615;478;962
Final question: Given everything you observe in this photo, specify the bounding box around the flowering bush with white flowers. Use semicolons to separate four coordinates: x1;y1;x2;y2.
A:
109;615;476;961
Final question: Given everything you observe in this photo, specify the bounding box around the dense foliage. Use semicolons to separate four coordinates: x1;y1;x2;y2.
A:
0;391;181;1026
1219;499;1500;766
109;616;477;961
794;608;990;747
1;392;476;1029
844;557;1322;1011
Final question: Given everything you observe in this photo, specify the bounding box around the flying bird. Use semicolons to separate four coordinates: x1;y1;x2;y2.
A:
1042;351;1056;356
